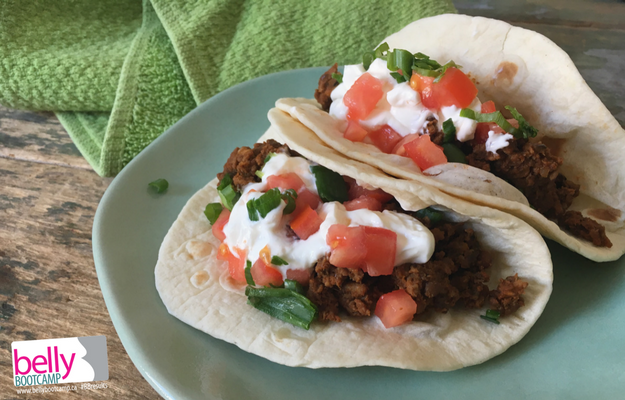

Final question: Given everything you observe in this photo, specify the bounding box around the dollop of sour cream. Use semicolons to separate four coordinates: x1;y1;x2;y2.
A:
485;130;514;154
329;59;483;142
222;153;435;277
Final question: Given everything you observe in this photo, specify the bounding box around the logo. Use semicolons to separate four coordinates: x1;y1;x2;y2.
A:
12;336;108;387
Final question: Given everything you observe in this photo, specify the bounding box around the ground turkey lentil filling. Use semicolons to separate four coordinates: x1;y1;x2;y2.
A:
308;217;527;322
219;141;527;323
315;66;612;248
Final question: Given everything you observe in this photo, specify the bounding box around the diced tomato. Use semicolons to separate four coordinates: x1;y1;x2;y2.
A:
366;125;403;154
392;133;420;156
266;173;305;192
292;189;321;218
286;269;311;286
481;100;497;114
251;258;284;287
211;209;230;242
432;67;478;109
410;73;438;109
290;205;323;240
344;176;393;203
217;244;246;283
344;121;368;142
327;225;367;269
326;225;397;275
344;196;383;212
344;73;384;121
403;135;447;170
375;289;418;328
362;227;397;276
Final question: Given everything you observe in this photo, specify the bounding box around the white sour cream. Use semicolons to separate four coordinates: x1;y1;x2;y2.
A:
485;130;514;154
329;59;482;141
222;154;435;277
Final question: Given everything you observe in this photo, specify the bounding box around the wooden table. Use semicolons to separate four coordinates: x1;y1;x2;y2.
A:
1;1;623;398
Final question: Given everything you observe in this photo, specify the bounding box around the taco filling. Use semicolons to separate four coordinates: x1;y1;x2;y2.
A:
313;44;612;248
206;139;528;329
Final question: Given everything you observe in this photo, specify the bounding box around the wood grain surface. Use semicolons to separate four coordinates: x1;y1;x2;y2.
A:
0;1;623;399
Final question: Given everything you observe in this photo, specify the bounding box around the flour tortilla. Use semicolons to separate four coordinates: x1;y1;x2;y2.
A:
274;14;625;262
155;111;552;371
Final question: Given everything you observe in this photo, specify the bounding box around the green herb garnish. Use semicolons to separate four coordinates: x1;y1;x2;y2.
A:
386;48;414;83
480;309;501;324
442;143;467;164
217;174;241;210
281;189;298;215
245;286;318;330
247;199;259;221
245;260;255;286
442;118;457;143
148;178;169;194
284;279;306;296
414;207;444;224
204;203;223;224
254;188;282;218
505;106;538;139
311;165;349;203
255;170;264;179
263;152;277;164
460;107;537;140
271;256;289;266
331;72;343;84
363;42;390;70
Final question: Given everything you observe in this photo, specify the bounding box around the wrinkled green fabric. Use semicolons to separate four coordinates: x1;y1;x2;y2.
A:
0;0;456;176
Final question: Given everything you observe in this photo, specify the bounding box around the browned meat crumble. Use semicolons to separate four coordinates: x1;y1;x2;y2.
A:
489;274;528;316
218;140;291;191
465;138;611;248
307;220;523;322
314;64;341;112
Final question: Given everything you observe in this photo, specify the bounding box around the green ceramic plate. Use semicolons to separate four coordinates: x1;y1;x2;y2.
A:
93;68;625;400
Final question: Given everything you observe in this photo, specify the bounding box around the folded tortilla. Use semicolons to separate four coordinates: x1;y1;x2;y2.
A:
155;109;553;371
274;14;625;262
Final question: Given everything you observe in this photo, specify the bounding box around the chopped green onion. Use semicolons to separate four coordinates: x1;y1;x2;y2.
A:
148;178;169;193
414;206;444;224
387;49;413;82
363;42;390;70
374;42;389;58
245;286;318;330
218;184;240;211
284;279;306;296
363;52;376;71
505;106;538;139
480;309;501;324
254;188;282;218
271;256;289;266
311;165;349;203
433;61;461;83
390;72;406;83
217;174;241;210
459;108;523;138
411;67;440;78
245;260;255;286
442;143;467;164
331;72;343;84
263;152;277;165
281;189;298;215
247;199;259;221
255;170;264;179
204;203;223;224
442;118;456;143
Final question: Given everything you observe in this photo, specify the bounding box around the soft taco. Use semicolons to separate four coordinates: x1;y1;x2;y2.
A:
155;108;553;371
275;14;625;262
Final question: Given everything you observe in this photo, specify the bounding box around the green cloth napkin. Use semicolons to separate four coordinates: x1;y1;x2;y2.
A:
0;0;456;176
